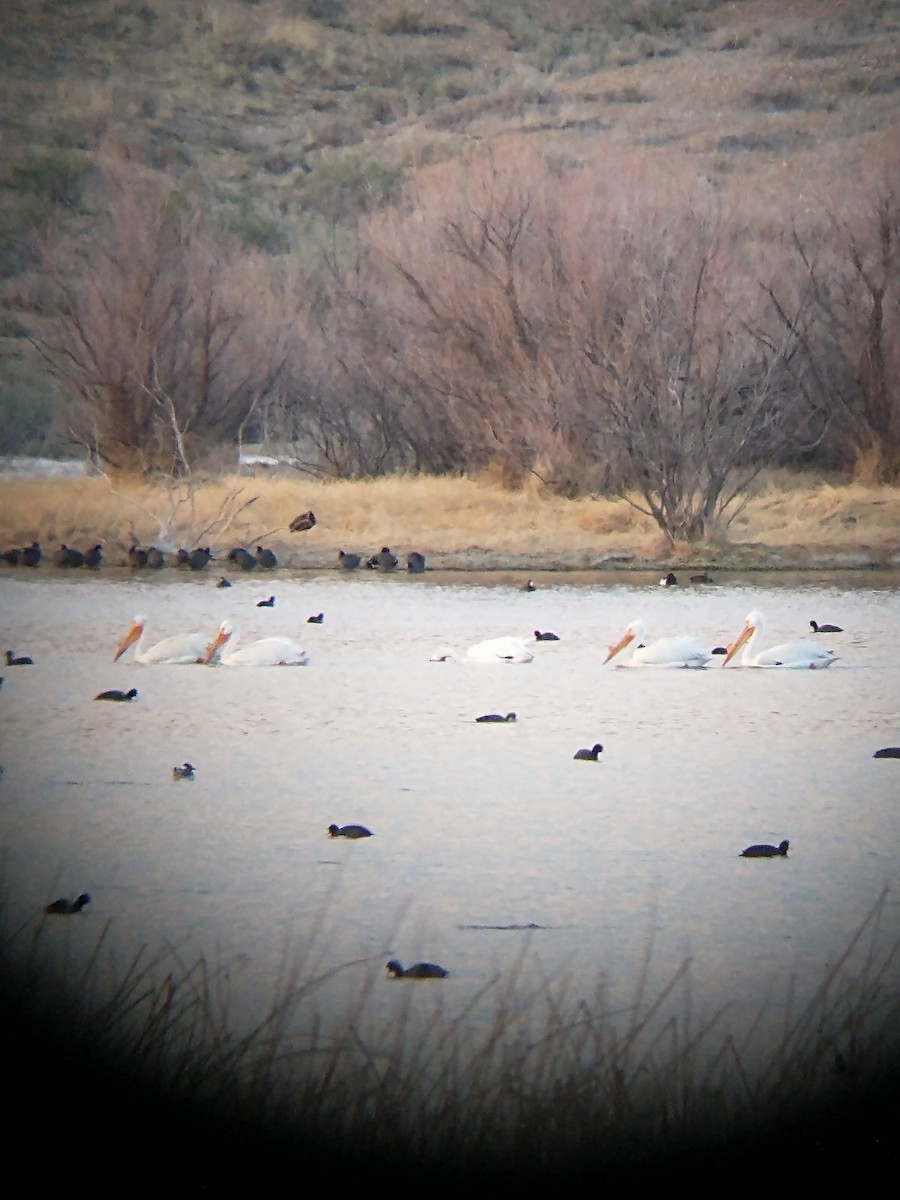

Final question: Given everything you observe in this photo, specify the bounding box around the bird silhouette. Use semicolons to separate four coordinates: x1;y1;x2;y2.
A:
44;893;91;915
740;840;789;858
95;688;138;702
386;959;447;979
574;743;604;761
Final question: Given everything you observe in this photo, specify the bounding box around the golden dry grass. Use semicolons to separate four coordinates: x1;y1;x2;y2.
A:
1;469;899;569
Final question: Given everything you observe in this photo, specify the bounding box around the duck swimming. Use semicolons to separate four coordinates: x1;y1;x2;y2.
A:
874;747;900;759
476;712;517;723
6;650;34;665
172;763;196;780
386;959;448;979
534;630;560;641
44;893;91;915
95;688;138;702
740;839;789;858
723;611;838;669
809;620;843;634
257;596;276;608
328;823;372;839
660;571;678;587
574;743;604;761
307;613;324;624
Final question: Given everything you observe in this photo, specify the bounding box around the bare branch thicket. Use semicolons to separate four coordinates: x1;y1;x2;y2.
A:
759;180;900;481
31;158;302;477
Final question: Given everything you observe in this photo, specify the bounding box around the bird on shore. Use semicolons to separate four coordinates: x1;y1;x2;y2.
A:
406;551;426;573
2;547;21;565
723;611;838;669
187;547;212;571
523;579;537;592
22;542;42;567
605;619;711;668
574;743;604;761
740;839;790;858
128;544;149;569
256;546;277;569
146;547;165;569
83;544;103;569
95;688;138;702
338;550;361;570
55;544;85;568
290;511;317;532
328;823;372;839
227;547;256;571
44;893;91;915
660;571;678;587
6;650;34;665
476;712;517;723
172;763;195;780
809;620;843;633
257;596;276;608
386;959;447;979
216;576;232;589
367;546;398;570
534;630;560;641
307;613;324;624
874;747;900;759
691;573;712;584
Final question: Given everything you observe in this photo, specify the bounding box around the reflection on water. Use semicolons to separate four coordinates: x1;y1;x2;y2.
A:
1;569;899;1083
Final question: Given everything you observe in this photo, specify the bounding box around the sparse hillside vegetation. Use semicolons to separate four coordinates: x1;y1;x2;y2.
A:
1;0;899;542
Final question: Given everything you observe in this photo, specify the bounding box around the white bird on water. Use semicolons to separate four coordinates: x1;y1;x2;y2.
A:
722;610;839;669
114;615;214;664
604;618;711;668
202;620;309;666
431;636;534;664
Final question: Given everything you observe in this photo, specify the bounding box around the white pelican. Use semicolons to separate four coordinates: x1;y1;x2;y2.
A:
202;620;309;666
604;619;711;668
723;610;839;669
114;615;213;664
431;636;534;663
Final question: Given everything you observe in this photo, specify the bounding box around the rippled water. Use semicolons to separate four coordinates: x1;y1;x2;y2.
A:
2;567;899;1071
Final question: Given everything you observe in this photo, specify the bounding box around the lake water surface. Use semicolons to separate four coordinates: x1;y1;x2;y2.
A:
2;567;899;1088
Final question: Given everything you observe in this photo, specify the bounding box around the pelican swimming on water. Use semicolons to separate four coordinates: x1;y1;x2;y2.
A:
114;616;213;664
432;636;534;663
202;620;309;666
723;610;839;669
604;619;711;668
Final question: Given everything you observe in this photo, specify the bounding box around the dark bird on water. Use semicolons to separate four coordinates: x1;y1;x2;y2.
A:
367;546;398;570
83;544;103;569
216;576;232;588
172;762;196;780
690;573;712;584
711;646;728;655
307;613;324;624
95;688;138;702
476;712;517;723
22;542;42;567
328;823;372;839
227;547;256;571
874;747;900;759
338;550;361;570
574;743;604;761
740;839;790;858
290;511;317;533
257;596;276;608
810;620;843;633
660;571;678;587
534;630;560;641
256;546;277;569
407;551;427;573
6;650;33;665
44;893;91;915
523;579;537;592
386;959;448;979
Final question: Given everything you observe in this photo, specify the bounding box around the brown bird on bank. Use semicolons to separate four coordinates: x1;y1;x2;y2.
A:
386;959;448;979
290;511;317;532
44;893;91;915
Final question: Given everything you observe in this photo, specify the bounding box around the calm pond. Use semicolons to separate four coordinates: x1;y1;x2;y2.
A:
1;567;899;1093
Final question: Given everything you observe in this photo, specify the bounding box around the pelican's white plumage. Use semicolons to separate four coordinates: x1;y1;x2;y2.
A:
723;610;838;669
430;636;534;663
604;619;711;668
114;615;213;664
203;620;309;666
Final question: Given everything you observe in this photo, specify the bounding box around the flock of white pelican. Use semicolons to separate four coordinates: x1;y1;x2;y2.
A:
112;608;840;669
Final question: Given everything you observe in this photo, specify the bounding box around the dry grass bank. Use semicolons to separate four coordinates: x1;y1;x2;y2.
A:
1;469;899;570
